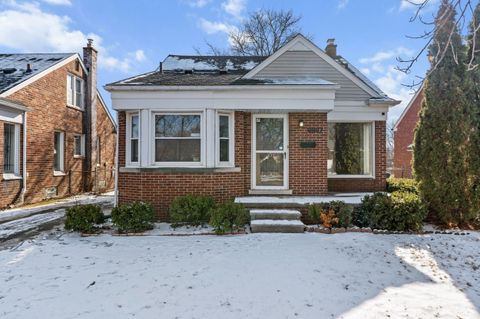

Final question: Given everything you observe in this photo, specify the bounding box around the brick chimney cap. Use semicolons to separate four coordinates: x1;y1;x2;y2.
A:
327;38;336;45
87;38;94;47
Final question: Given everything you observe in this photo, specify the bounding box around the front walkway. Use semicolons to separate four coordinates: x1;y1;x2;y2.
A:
0;193;114;242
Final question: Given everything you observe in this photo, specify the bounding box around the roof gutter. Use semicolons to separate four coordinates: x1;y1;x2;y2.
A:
368;99;401;107
104;84;341;92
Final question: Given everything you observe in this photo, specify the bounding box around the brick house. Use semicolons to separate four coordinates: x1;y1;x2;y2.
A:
393;85;424;178
0;41;117;209
106;34;399;220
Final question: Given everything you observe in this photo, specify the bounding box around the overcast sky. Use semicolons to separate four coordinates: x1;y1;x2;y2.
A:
0;0;446;123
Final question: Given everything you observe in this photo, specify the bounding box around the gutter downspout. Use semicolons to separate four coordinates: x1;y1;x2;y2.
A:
114;111;119;207
20;111;27;204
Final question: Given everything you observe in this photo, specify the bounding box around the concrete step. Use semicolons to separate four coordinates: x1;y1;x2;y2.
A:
251;219;305;233
250;209;302;221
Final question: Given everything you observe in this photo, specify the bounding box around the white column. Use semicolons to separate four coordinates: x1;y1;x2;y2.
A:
205;109;216;168
140;109;150;167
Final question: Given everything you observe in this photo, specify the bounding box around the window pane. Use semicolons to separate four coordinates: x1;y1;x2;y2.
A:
155;139;201;162
131;115;139;139
131;139;138;162
256;118;284;151
219;115;229;138
328;123;371;175
155;115;200;137
3;124;15;173
220;139;229;162
74;136;81;156
75;79;82;107
54;132;62;171
256;153;284;186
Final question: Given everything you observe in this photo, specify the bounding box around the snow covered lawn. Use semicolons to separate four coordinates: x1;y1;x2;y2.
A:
1;232;479;319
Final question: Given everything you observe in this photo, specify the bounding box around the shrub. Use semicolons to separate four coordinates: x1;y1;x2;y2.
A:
209;202;250;235
170;195;215;227
308;201;353;228
386;178;418;194
64;204;104;233
360;192;426;232
111;202;155;233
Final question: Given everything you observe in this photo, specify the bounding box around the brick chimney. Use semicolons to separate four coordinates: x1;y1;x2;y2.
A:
83;39;98;191
325;38;337;58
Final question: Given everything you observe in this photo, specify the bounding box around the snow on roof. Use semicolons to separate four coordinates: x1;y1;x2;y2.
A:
0;53;73;94
162;55;266;72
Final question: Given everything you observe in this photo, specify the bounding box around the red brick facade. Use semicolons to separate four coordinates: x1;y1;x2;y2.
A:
0;58;116;209
117;111;385;220
393;89;423;178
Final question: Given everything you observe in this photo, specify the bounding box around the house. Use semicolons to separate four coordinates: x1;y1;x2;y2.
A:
0;40;117;209
106;34;400;220
393;85;424;178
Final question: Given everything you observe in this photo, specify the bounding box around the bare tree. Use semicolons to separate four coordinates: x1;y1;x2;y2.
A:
229;9;303;56
397;0;479;88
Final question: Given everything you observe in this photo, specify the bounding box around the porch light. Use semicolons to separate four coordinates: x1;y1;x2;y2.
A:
298;120;304;127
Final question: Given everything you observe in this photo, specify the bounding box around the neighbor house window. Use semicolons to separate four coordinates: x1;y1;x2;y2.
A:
127;113;140;166
73;134;85;158
328;122;373;176
154;114;202;164
3;123;20;176
67;74;84;109
54;131;65;173
216;112;234;166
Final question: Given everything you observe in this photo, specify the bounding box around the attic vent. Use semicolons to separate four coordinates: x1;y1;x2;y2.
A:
1;68;17;74
219;69;228;75
184;69;193;74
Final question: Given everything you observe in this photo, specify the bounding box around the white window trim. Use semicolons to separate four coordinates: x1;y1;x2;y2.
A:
151;112;205;168
66;73;85;110
3;123;21;179
73;134;85;158
327;121;375;179
215;111;235;168
54;131;65;175
126;112;140;167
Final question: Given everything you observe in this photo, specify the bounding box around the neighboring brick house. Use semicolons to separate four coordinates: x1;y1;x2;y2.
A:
106;34;399;220
393;86;424;178
0;41;117;209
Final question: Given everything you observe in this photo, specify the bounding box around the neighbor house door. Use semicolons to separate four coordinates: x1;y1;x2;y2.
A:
252;114;289;190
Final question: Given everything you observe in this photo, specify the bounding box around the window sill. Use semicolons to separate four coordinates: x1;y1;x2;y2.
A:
53;171;66;176
74;155;85;159
120;166;241;174
66;104;84;112
2;174;22;181
328;175;375;180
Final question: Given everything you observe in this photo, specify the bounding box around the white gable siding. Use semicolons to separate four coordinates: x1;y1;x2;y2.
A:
253;50;372;101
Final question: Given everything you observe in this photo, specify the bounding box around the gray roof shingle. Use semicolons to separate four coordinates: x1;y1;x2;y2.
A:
0;53;74;94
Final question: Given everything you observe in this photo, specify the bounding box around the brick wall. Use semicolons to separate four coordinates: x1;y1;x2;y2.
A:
289;113;328;195
117;111;251;220
0;59;116;208
393;90;423;178
327;121;387;192
95;95;116;192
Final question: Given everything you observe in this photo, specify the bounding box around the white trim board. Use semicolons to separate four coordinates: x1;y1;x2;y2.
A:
242;34;381;98
0;54;88;98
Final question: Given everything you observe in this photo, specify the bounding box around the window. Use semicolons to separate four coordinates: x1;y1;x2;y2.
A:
216;113;234;166
127;113;140;165
67;74;84;109
73;134;85;158
154;114;202;164
3;123;20;176
328;122;373;176
54;131;65;173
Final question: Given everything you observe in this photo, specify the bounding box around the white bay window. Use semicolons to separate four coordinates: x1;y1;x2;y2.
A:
327;122;374;177
216;112;234;167
126;112;140;166
3;123;20;178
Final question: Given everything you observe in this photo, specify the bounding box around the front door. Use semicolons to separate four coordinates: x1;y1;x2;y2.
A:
252;114;288;190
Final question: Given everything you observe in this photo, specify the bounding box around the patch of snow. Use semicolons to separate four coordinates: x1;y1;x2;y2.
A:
0;210;65;240
146;223;215;236
241;60;259;70
235;193;372;205
251;219;304;226
249;209;301;216
0;232;479;318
